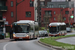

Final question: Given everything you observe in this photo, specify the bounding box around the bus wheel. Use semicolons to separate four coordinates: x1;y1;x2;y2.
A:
2;36;4;39
35;37;37;39
63;34;65;36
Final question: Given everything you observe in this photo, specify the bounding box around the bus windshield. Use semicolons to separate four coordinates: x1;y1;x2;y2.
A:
13;25;30;33
49;26;59;33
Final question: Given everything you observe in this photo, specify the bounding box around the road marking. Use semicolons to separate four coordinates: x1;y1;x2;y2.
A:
3;42;16;50
3;42;11;50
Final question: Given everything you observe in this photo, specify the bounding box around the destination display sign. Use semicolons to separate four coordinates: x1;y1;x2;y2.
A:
17;24;27;25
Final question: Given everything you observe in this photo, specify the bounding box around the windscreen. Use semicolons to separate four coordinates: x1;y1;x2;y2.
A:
49;26;59;33
13;24;30;33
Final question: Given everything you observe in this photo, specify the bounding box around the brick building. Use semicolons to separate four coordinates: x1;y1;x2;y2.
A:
41;1;74;26
37;0;51;27
0;0;35;25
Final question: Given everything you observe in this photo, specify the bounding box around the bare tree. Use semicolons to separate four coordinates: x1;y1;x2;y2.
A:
43;14;51;30
56;14;64;22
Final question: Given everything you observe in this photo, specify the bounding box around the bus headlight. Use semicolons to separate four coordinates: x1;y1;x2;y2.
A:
13;34;16;37
26;35;29;37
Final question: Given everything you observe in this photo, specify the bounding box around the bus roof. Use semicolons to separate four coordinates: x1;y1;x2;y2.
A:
16;20;34;23
49;22;66;26
13;20;38;26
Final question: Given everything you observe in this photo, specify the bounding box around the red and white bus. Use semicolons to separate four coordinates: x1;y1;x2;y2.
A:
48;22;67;36
11;20;39;40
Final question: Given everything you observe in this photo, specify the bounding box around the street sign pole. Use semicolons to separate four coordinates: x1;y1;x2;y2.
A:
3;16;6;38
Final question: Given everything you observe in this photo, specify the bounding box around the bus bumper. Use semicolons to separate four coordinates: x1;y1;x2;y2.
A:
49;34;59;36
13;36;29;39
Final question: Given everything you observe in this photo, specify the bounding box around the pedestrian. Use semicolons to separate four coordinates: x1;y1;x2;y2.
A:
9;25;13;39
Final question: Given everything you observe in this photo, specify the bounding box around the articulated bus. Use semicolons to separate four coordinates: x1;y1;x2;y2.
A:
0;20;6;39
48;22;67;36
11;20;39;40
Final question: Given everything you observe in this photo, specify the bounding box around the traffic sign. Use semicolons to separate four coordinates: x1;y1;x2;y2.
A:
3;16;6;21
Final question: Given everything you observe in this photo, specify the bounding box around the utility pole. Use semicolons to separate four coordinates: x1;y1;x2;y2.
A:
34;3;37;38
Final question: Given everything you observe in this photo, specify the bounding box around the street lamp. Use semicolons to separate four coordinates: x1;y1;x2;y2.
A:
69;7;71;26
16;0;25;22
33;3;37;38
60;7;65;22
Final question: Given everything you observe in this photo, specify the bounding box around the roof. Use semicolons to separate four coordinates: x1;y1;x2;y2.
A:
16;20;34;23
49;22;66;26
13;20;38;26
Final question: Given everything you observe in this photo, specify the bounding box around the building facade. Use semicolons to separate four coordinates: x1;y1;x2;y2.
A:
41;1;74;26
0;0;35;25
37;0;51;27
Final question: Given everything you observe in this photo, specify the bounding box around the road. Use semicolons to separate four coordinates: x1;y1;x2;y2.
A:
66;32;75;35
0;30;75;50
56;31;75;45
56;37;75;45
0;38;54;50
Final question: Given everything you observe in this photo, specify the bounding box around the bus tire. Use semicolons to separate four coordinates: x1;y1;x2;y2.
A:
2;36;5;39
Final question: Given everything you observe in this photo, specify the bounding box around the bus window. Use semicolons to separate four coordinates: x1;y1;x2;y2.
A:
13;25;30;33
49;26;57;33
60;25;66;31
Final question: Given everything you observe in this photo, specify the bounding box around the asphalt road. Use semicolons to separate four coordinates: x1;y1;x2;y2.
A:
66;32;75;35
56;31;75;45
0;30;75;50
56;37;75;45
0;38;54;50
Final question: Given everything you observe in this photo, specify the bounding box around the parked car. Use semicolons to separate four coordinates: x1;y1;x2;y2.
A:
66;27;72;32
38;30;48;37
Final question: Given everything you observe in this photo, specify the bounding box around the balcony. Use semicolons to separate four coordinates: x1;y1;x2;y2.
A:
0;0;7;1
0;6;7;11
44;14;52;17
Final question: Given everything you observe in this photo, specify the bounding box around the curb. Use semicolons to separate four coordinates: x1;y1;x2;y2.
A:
38;40;67;50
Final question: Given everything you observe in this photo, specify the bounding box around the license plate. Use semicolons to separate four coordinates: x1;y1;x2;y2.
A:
19;38;22;39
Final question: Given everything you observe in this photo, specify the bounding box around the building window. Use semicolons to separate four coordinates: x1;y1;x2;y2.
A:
63;17;66;21
40;1;45;6
26;12;31;17
45;11;52;15
54;11;55;14
11;1;13;7
0;2;3;6
30;0;33;7
72;11;74;14
59;4;66;8
49;4;54;8
49;11;51;14
11;12;13;17
65;11;69;14
54;17;56;21
0;2;5;6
